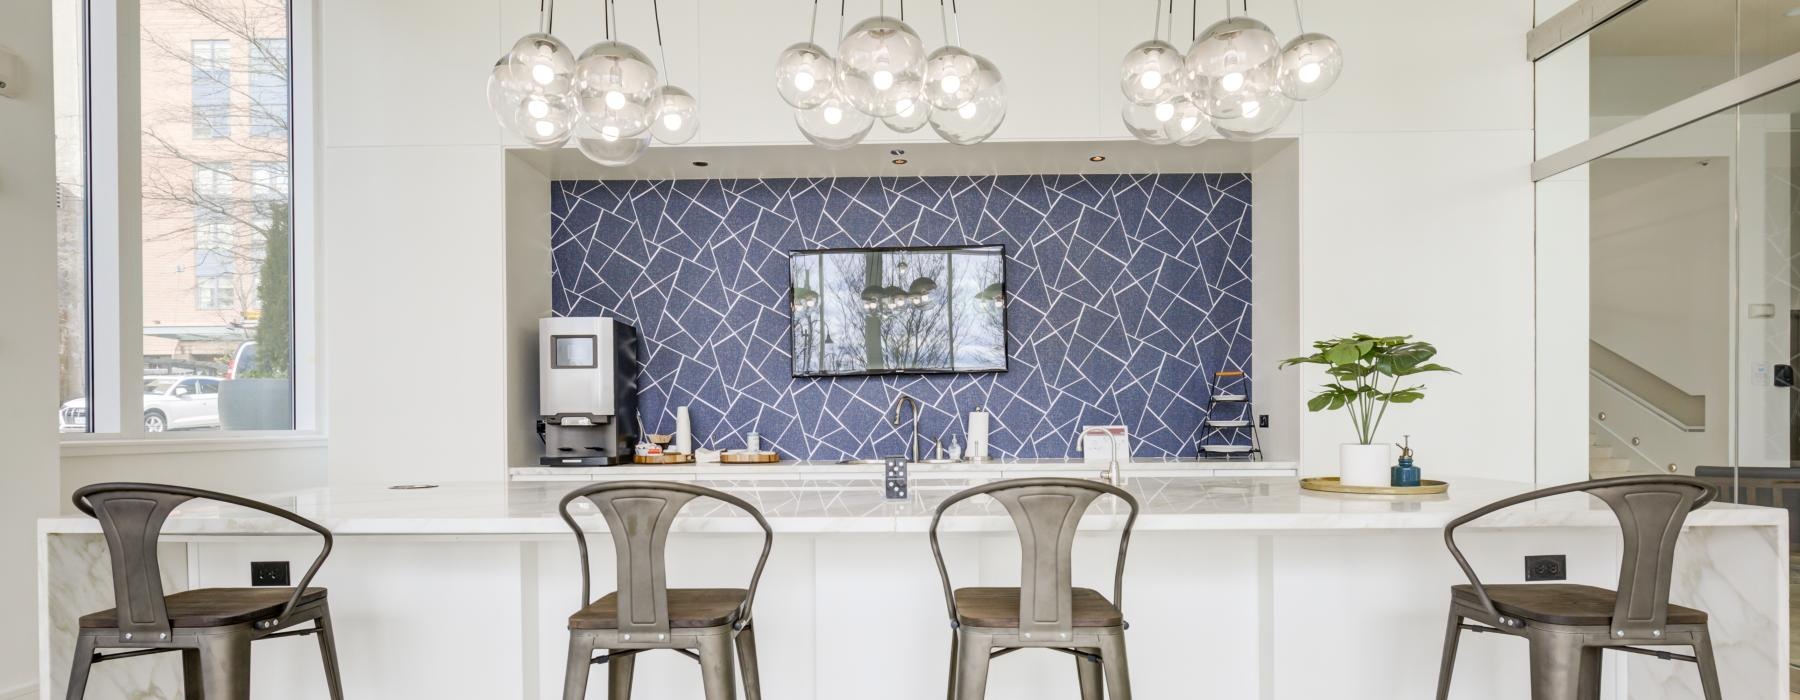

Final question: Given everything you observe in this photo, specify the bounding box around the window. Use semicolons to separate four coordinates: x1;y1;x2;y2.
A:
191;39;231;139
249;38;288;138
52;0;90;431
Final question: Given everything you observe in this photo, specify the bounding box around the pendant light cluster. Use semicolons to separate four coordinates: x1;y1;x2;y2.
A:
774;0;1007;149
485;0;699;167
1120;0;1340;144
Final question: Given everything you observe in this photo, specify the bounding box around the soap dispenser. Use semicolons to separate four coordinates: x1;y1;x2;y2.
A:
1391;435;1421;487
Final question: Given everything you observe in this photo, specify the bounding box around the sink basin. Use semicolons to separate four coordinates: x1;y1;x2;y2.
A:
835;457;961;465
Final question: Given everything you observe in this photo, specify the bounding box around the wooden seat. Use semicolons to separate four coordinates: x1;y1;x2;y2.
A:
80;587;328;629
953;587;1124;628
569;588;747;630
1451;584;1708;627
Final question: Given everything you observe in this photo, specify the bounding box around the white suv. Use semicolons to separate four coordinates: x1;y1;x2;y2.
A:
58;377;224;433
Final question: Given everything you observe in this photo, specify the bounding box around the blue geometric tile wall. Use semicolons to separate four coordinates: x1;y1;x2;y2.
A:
551;174;1251;460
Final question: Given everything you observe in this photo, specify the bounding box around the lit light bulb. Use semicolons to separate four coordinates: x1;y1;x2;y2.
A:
601;125;620;140
872;70;895;90
823;105;844;125
1221;72;1245;93
527;98;550;119
795;71;816;92
534;120;556;137
605;91;626;109
958;102;978;119
1178;114;1199;132
1153;101;1175;121
663;113;683;130
1297;61;1321;84
940;75;961;94
1140;70;1162;90
531;63;555;85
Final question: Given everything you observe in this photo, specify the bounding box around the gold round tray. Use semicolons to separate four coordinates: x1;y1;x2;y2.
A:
1300;477;1448;495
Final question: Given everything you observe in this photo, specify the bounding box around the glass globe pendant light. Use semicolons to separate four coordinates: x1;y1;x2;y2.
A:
884;90;931;132
775;42;840;109
1121;100;1177;145
1212;90;1293;141
923;45;981;110
837;16;928;117
1187;16;1282;93
927;55;1005;145
503;33;578;95
1278;31;1342;100
1119;40;1187;106
649;85;699;144
575;41;659;139
796;88;875;149
487;0;581;146
1161;97;1213;144
576;125;653;167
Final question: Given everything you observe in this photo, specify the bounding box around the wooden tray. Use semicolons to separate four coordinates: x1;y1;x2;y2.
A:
720;451;781;464
633;453;695;465
1300;476;1448;495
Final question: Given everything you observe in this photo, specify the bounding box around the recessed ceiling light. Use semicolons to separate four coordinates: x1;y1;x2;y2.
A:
1089;155;1107;162
892;158;909;165
691;161;710;167
890;149;907;156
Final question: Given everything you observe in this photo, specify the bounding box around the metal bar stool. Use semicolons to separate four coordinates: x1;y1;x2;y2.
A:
928;477;1140;700
66;482;344;700
1436;475;1723;700
557;481;773;700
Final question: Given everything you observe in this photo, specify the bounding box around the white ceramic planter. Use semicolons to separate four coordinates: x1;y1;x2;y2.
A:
1339;443;1394;487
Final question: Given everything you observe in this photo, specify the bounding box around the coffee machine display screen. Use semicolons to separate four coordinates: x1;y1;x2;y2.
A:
552;335;598;369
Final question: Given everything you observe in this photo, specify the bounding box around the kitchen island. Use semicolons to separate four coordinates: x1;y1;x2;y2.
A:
38;469;1785;699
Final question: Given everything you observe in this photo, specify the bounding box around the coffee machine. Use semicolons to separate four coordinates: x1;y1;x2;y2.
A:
538;317;642;466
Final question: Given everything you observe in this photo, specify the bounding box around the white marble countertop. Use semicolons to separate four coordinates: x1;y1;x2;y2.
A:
40;475;1783;537
510;457;1297;480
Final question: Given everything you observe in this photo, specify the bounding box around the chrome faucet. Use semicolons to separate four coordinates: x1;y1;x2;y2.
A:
1075;426;1123;484
891;394;922;463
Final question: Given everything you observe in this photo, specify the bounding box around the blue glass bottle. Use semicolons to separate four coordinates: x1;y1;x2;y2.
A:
1391;436;1421;487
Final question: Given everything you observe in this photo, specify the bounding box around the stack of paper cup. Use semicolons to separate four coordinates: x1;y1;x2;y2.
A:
675;406;692;454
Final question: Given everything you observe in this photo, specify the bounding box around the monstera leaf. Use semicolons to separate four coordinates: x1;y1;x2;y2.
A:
1281;334;1457;444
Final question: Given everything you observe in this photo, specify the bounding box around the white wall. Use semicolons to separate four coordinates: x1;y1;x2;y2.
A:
314;0;1535;483
1252;143;1300;462
0;0;68;693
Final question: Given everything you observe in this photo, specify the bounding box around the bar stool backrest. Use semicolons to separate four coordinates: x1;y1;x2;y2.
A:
71;482;334;640
1445;475;1717;637
557;481;774;639
930;477;1140;641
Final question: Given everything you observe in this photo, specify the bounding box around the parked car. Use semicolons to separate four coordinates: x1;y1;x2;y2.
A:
58;376;224;433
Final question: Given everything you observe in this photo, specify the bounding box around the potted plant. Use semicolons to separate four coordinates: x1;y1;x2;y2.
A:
1281;334;1455;486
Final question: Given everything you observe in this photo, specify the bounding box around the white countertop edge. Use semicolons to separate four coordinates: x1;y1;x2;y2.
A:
510;458;1300;481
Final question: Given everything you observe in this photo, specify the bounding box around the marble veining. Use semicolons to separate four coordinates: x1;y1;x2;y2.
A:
551;174;1253;461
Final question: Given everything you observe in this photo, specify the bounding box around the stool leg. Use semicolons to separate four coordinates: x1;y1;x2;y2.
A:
1435;611;1462;700
315;604;346;700
1576;647;1601;700
181;649;204;700
1693;627;1723;700
1075;647;1102;700
196;631;252;700
1096;633;1132;700
1526;629;1584;700
698;631;738;700
952;630;992;700
607;650;635;699
562;634;594;700
943;631;959;700
65;634;96;700
735;624;762;700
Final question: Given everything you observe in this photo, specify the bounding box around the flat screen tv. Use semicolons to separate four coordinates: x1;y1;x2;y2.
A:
789;244;1008;377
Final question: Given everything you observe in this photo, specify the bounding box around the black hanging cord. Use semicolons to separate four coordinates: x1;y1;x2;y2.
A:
1191;0;1197;40
603;0;613;40
652;0;670;84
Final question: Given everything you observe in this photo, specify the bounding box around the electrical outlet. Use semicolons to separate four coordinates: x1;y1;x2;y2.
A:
1524;554;1566;581
251;561;291;587
1258;414;1270;428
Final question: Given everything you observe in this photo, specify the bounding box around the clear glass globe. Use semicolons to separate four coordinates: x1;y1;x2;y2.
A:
1121;100;1177;144
927;55;1004;145
1161;97;1213;144
1196;63;1277;120
575;124;652;167
576;41;659;138
774;42;838;109
513;91;579;148
837;17;927;117
1279;32;1343;100
503;33;578;95
1213;91;1293;141
795;91;875;149
649;86;700;144
884;93;930;132
1187;17;1282;93
487;59;528;132
923;46;981;110
1119;39;1186;106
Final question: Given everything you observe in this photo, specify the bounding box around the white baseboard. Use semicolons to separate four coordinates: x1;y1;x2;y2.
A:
0;682;35;700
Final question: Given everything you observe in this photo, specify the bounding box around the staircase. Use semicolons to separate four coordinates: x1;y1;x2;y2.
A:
1588;432;1634;478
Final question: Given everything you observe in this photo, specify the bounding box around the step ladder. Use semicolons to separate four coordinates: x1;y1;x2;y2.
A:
1199;370;1262;461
